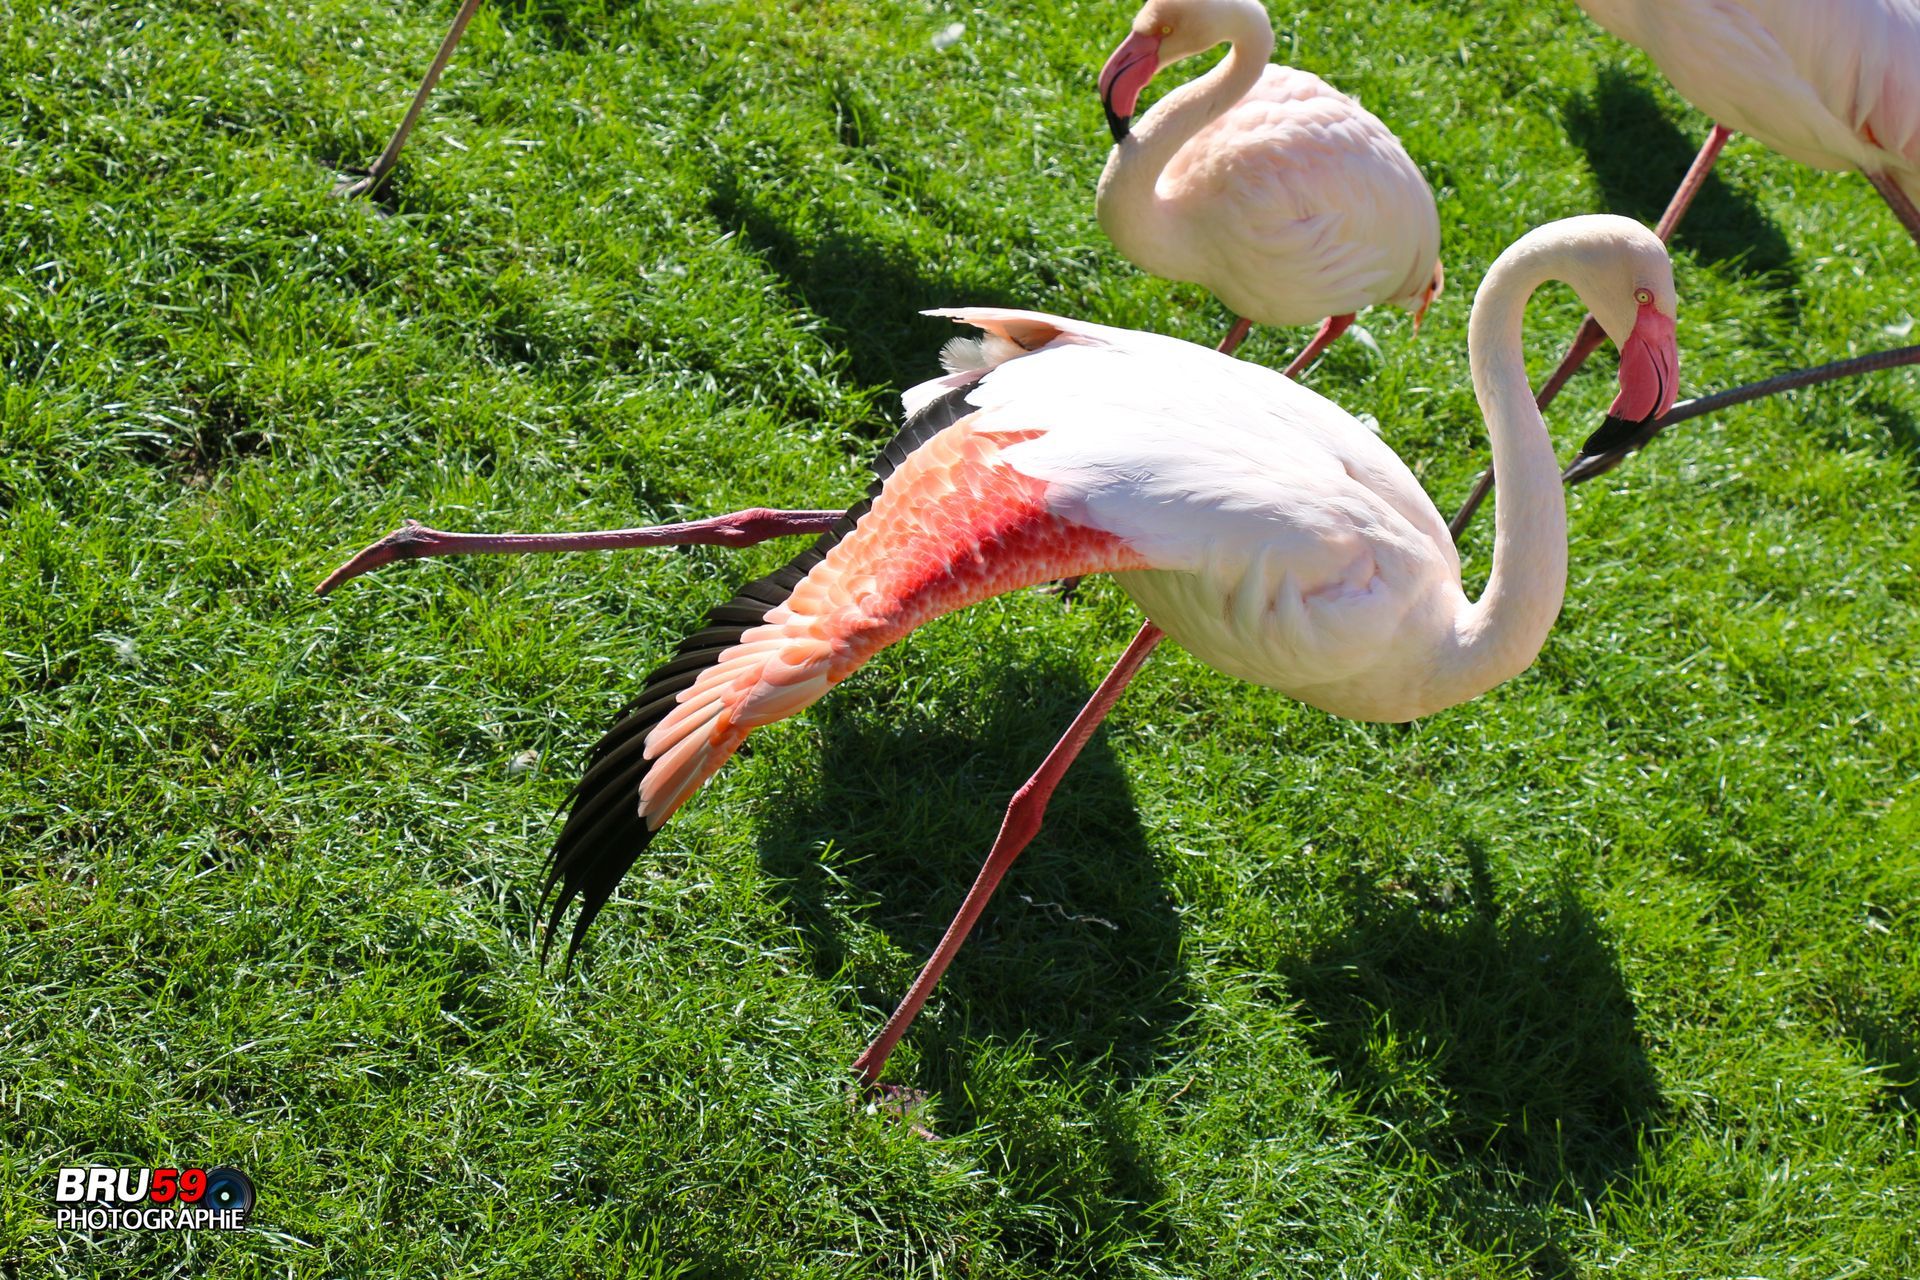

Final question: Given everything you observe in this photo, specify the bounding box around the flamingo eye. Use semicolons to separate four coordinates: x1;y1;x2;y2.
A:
1634;288;1653;306
1160;24;1172;34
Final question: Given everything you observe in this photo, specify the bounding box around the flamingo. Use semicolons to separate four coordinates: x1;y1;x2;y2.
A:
322;216;1678;1088
1456;0;1920;514
1095;0;1444;373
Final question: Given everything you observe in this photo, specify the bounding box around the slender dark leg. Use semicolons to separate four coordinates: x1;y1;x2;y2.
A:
334;0;484;199
1280;313;1356;379
1864;170;1920;251
850;621;1166;1087
1559;342;1920;483
1217;316;1254;356
316;508;844;595
1449;124;1735;540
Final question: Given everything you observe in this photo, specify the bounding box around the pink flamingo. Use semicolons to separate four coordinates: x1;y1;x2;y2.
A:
1526;0;1920;416
1096;0;1444;373
322;217;1678;1088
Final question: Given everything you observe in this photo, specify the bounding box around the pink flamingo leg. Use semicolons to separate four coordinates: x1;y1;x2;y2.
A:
1864;171;1920;251
1280;313;1356;380
1448;124;1734;539
1217;316;1254;355
335;0;483;199
850;621;1167;1087
316;508;844;595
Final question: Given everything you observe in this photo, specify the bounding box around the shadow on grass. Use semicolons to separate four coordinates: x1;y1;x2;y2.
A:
753;645;1191;1094
1857;395;1920;487
1839;1001;1920;1119
1565;69;1798;291
706;165;1027;398
1283;845;1664;1276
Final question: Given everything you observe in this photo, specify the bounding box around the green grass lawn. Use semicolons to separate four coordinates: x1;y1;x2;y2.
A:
4;0;1917;1274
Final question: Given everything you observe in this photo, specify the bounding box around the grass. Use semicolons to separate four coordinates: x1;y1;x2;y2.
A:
2;0;1917;1274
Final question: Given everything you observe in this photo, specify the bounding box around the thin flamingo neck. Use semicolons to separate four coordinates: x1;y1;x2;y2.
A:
1431;233;1575;705
1096;13;1273;273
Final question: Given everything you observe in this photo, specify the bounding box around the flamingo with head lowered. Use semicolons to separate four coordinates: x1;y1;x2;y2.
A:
321;216;1678;1088
1095;0;1444;373
1449;0;1920;524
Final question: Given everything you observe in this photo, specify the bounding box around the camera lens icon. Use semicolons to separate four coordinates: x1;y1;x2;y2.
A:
199;1167;255;1223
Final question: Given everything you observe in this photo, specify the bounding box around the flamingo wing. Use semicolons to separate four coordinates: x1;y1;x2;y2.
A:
542;341;1151;959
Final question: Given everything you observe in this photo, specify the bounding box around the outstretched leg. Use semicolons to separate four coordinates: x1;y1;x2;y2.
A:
334;0;484;199
316;508;844;595
850;621;1167;1087
1280;313;1356;380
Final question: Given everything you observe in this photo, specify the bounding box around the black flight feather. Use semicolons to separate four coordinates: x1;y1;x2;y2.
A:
540;382;981;964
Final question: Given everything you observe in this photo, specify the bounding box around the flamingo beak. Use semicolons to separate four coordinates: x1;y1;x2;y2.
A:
1409;262;1445;335
1566;301;1681;483
1099;32;1163;143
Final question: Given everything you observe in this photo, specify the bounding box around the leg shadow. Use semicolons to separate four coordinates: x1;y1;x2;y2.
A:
1565;68;1799;289
1282;843;1665;1269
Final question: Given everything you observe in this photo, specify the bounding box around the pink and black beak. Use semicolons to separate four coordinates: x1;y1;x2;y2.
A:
1566;298;1680;483
1099;32;1163;143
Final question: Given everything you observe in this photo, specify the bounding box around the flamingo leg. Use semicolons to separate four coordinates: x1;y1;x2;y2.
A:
1280;313;1356;380
1217;316;1255;355
1864;171;1920;251
334;0;484;199
850;621;1167;1087
315;508;845;595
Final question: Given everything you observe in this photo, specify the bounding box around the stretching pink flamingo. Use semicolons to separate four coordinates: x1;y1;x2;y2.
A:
1489;0;1919;469
1096;0;1444;372
322;216;1678;1087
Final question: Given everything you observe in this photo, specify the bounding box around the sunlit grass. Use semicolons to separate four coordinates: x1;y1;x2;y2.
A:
2;0;1916;1275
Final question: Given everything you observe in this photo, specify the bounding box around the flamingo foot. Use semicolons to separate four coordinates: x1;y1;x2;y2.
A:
856;1082;940;1141
1040;575;1085;607
315;507;845;596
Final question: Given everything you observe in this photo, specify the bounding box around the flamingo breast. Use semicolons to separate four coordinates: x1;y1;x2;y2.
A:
1153;65;1443;325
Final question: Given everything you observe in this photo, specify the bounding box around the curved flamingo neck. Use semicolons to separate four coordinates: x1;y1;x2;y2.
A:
1431;232;1576;706
1096;14;1273;273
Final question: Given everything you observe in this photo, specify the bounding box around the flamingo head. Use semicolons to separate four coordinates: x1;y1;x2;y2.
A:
1559;218;1681;481
1098;29;1163;142
1100;0;1267;142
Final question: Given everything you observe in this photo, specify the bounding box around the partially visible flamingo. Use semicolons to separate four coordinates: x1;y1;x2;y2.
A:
323;217;1678;1088
1496;0;1919;452
1096;0;1444;373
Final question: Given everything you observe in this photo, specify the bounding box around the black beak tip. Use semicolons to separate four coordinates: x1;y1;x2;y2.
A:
1567;411;1664;484
1105;105;1131;144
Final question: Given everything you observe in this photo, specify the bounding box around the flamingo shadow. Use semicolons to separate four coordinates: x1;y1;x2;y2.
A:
705;162;1029;398
1281;845;1665;1275
1564;69;1799;291
752;643;1192;1095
